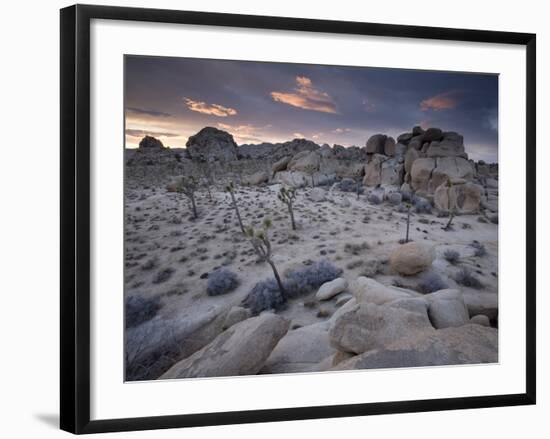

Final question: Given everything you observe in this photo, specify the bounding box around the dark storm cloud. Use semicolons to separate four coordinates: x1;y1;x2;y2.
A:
125;56;498;162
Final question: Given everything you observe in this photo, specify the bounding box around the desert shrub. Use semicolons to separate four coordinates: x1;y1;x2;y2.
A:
368;193;382;205
125;318;183;381
413;196;432;214
417;271;449;294
443;249;460;264
152;267;174;284
470;241;487;257
206;268;239;296
317;175;338;187
284;260;343;299
455;268;484;289
338;178;364;194
243;260;342;314
400;190;412;202
344;242;371;255
125;295;162;329
242;278;287;315
387;192;403;205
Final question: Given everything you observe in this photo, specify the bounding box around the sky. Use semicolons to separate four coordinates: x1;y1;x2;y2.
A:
125;55;498;163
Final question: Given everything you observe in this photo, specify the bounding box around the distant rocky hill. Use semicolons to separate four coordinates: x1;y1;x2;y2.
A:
125;125;498;214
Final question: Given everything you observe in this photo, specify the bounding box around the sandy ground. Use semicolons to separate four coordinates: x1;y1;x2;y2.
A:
124;182;498;331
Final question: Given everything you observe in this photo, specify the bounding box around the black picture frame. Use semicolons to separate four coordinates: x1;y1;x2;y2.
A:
60;4;536;434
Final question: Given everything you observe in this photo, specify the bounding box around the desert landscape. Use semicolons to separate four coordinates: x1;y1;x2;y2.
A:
124;125;499;381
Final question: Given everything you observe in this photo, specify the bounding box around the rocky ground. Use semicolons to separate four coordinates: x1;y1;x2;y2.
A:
124;126;498;382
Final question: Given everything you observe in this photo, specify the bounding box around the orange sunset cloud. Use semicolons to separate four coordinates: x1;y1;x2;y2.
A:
420;90;460;111
183;98;237;117
270;76;337;114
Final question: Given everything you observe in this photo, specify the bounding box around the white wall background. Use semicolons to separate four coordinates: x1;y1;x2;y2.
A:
0;0;546;437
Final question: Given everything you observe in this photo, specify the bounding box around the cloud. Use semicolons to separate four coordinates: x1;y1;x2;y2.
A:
125;129;180;138
420;91;460;111
184;98;237;117
216;122;267;144
332;127;351;134
270;76;337;113
293;132;305;138
126;107;172;118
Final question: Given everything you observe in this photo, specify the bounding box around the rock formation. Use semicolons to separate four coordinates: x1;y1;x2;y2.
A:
186;126;238;162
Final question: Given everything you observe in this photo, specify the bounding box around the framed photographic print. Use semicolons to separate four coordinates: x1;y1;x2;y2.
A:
60;4;536;434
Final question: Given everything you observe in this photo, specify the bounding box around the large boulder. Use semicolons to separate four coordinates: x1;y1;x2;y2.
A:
350;276;413;305
410;158;435;192
462;291;498;321
125;304;228;380
186;127;238;162
261;322;336;374
243;170;269;185
380;158;404;186
366;134;387;154
423;127;444;142
434;180;483;213
316;278;348;301
394;143;407;160
222;306;251;330
363;154;386;186
333;324;498;370
404;147;420;175
426;139;467;159
389;242;435;275
408;135;425;150
336;162;365;179
434;181;457;212
384;137;396;156
397;132;414;144
329;302;433;354
288;150;321;173
160;313;290;379
412;125;425;136
271;156;292;173
139;135;165;149
425;289;470;329
454;182;483;213
430;156;475;190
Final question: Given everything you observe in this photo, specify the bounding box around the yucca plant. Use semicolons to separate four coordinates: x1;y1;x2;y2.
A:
246;218;286;295
404;202;412;243
175;175;199;219
198;161;213;201
277;186;297;230
225;181;245;233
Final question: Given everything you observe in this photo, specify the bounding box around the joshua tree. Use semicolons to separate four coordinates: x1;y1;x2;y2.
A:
230;163;243;185
354;175;363;200
442;180;456;231
246;218;286;295
175;176;199;219
278;186;297;230
225;181;246;234
198;161;214;202
443;207;457;231
303;163;317;188
404;202;412;243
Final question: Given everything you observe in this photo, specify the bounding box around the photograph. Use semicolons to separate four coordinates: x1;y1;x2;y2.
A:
123;55;499;382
